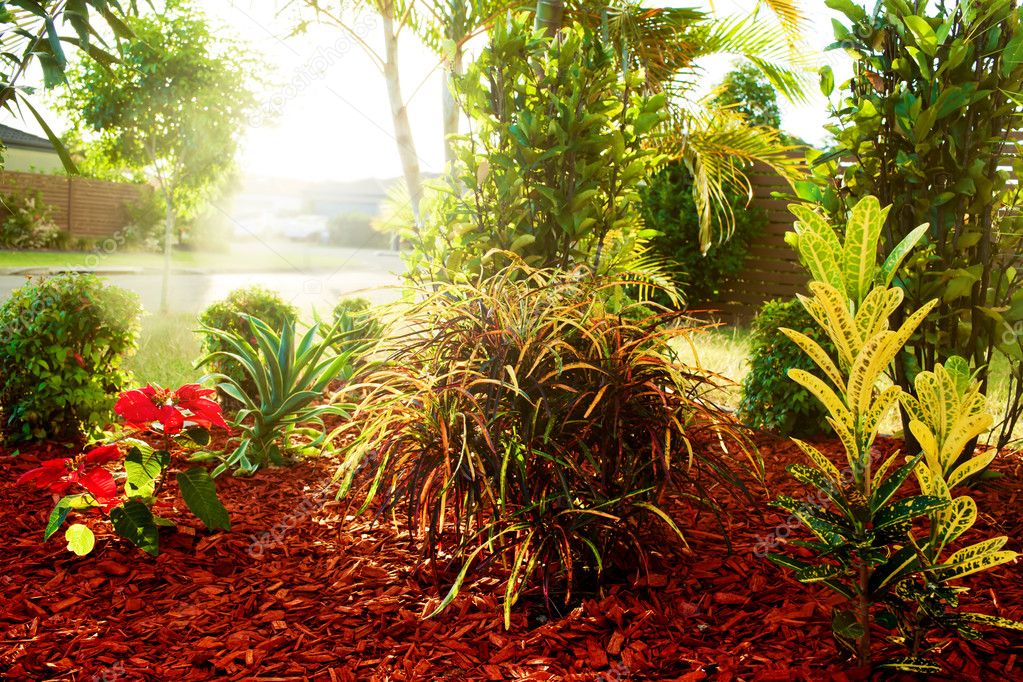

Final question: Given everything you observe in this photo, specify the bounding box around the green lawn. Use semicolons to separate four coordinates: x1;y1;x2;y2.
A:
125;313;203;388
678;325;1022;444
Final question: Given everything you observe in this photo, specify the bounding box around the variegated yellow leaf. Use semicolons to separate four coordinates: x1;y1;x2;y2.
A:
862;386;902;441
792;437;844;484
848;332;902;417
909;420;941;476
946;445;997;489
933;549;1016;582
828;415;860;472
808;282;859;366
780;327;844;389
939;412;993;476
796;230;845;293
913;460;942;497
934;495;977;550
898;392;927;424
945;536;1009;564
843;196;891;303
853;286;902;345
890;299;939;359
789;368;853;429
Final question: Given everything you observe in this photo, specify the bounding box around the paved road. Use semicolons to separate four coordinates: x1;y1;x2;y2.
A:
0;250;406;316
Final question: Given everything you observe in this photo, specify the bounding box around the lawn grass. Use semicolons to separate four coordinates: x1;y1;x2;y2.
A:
680;323;1022;445
125;312;203;388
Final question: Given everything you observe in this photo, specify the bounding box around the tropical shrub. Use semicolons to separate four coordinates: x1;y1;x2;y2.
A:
0;190;64;249
639;160;765;305
198;315;355;475
767;196;1021;672
18;383;230;557
0;274;141;444
336;264;758;626
404;15;665;281
198;286;298;405
739;298;832;436
332;296;383;355
807;0;1023;447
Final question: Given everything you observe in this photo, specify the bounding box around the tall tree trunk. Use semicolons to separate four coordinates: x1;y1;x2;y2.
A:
382;1;423;249
442;46;463;168
534;0;564;36
160;190;174;315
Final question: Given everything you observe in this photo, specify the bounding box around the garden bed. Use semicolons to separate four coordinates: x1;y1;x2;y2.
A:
1;435;1021;681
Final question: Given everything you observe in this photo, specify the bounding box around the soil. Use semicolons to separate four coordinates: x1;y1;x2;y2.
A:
1;434;1021;681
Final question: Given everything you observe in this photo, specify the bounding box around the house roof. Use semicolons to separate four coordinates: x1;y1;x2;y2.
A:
0;124;55;151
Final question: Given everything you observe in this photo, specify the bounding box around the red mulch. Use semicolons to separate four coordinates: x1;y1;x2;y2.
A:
1;435;1022;681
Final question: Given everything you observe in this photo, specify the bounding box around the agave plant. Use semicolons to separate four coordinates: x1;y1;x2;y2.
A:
335;264;758;626
769;196;1021;672
198;314;357;476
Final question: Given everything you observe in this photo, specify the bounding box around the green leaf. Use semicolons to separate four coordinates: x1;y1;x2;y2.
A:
878;223;929;287
110;500;160;556
44;496;74;540
64;523;95;556
124;447;168;498
176;467;231;531
185;426;211;446
819;65;835;97
874;495;949;529
903;16;938;56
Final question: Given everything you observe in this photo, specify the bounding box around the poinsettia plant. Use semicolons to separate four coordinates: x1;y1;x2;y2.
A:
19;383;232;557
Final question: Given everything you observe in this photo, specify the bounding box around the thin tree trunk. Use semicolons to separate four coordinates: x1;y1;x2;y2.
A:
442;46;463;168
160;190;174;315
382;1;423;249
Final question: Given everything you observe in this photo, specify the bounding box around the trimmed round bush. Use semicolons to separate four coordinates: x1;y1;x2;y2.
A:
0;273;141;444
198;286;298;404
739;297;833;436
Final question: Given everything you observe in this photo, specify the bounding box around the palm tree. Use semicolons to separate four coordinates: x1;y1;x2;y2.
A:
544;0;813;248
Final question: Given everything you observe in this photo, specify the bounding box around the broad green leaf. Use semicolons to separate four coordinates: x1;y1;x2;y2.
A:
874;495;949;529
176;467;231;530
903;16;938;56
44;496;75;540
110;500;160;556
65;524;95;556
878;223;929;287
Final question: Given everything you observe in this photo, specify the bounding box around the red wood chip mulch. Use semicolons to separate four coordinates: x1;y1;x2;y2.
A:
1;435;1021;681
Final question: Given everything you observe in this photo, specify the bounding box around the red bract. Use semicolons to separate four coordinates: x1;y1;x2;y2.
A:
17;445;122;509
115;383;228;435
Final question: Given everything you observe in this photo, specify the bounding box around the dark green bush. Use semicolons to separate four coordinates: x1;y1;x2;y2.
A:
738;297;832;436
0;274;141;444
198;286;298;405
639;160;766;305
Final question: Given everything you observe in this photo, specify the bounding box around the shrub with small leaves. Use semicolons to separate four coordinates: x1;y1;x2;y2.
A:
0;274;141;444
739;298;833;436
198;286;298;405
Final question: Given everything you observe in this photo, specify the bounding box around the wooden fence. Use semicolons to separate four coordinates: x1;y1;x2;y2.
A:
0;170;150;239
706;168;807;323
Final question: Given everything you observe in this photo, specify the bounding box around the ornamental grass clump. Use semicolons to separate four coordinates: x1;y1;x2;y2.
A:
768;196;1022;673
335;264;758;626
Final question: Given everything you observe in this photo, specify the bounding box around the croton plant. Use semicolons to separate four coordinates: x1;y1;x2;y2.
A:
18;384;231;557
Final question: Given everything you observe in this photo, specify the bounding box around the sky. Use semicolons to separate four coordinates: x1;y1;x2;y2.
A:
9;0;853;184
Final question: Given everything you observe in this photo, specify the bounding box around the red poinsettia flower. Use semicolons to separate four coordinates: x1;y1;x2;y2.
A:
17;445;122;508
114;384;228;435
